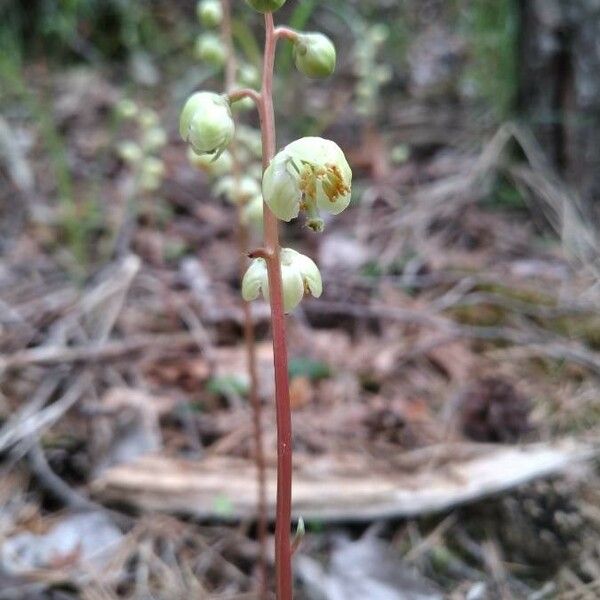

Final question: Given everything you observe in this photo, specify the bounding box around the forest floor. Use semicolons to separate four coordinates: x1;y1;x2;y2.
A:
0;64;599;600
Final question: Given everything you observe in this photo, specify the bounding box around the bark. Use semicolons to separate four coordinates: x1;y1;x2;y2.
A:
518;0;600;213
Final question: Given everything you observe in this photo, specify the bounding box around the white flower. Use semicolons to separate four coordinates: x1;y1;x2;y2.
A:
242;248;322;313
262;137;352;229
180;92;234;156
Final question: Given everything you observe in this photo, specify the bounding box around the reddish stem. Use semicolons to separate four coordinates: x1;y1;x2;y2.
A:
256;12;294;600
220;1;268;597
274;26;299;42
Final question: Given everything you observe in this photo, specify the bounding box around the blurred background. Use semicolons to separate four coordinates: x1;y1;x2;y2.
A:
1;1;599;598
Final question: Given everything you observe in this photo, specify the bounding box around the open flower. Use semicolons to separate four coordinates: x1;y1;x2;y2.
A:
293;33;336;79
262;137;352;229
242;248;322;313
180;92;234;156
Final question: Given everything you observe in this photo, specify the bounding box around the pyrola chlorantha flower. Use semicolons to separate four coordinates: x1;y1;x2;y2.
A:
180;92;234;156
262;137;352;230
242;248;322;313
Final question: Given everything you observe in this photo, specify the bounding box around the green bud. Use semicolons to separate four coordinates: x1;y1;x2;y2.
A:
238;64;260;88
244;0;287;13
195;34;226;67
117;141;143;164
293;33;336;79
232;96;255;113
236;126;263;158
180;92;235;156
197;0;223;27
138;108;160;130
142;127;167;152
242;248;322;313
262;137;352;227
115;98;138;119
241;194;264;231
369;24;390;45
187;147;233;178
215;175;261;204
140;157;165;191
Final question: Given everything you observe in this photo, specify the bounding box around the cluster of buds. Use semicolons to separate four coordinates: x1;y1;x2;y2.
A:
185;2;266;232
180;0;353;313
353;23;392;117
115;99;167;192
195;0;260;114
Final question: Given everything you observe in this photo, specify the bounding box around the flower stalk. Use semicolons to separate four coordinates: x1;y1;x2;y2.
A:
255;13;294;599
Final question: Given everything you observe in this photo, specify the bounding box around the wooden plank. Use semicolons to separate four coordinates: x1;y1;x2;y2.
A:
90;440;596;522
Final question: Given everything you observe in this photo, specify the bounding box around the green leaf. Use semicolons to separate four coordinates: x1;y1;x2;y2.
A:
206;375;249;397
288;357;331;381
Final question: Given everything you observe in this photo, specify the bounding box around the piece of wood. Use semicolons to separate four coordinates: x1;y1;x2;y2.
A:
90;440;596;523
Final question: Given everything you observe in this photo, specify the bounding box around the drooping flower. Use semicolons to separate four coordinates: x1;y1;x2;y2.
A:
180;92;234;156
262;137;352;230
242;248;322;313
293;33;336;79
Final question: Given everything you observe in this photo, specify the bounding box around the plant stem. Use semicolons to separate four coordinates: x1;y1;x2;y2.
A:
220;1;268;597
257;12;294;600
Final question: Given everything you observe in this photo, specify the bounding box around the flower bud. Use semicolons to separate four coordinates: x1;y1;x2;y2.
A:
215;175;261;204
197;0;222;27
142;127;167;152
262;137;352;227
138;108;159;130
236;126;263;158
293;33;336;79
187;147;233;178
117;141;143;165
115;98;138;119
180;92;234;156
140;157;165;191
195;34;226;68
238;64;260;88
244;0;287;13
232;96;255;113
242;248;322;313
241;194;264;230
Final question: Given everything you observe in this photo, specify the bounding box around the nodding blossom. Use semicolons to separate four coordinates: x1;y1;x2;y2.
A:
242;248;322;313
